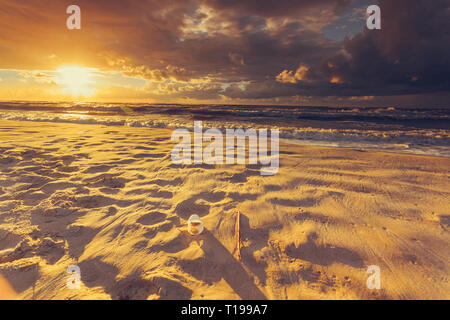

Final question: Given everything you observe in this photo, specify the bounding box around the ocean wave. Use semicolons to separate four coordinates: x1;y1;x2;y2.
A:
0;103;449;157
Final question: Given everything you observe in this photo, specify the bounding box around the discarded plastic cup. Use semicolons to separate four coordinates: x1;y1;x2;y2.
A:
187;214;204;235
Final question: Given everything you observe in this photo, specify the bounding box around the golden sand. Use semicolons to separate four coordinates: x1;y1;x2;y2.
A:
0;120;448;300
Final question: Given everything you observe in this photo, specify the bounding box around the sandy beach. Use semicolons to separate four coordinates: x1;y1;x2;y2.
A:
0;119;448;300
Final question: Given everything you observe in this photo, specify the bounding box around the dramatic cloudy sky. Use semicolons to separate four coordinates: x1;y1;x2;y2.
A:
0;0;449;106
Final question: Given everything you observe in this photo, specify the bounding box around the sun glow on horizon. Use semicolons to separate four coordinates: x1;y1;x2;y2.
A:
56;65;97;97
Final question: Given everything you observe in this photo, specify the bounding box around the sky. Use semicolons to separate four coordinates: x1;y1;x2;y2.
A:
0;0;449;107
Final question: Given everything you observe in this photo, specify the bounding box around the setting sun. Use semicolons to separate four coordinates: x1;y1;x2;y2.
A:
56;65;96;97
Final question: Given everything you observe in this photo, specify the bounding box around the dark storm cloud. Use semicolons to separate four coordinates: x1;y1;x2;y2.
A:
323;0;450;95
202;0;353;18
271;0;450;100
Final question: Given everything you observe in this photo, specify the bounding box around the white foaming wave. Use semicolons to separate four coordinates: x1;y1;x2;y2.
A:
0;111;449;157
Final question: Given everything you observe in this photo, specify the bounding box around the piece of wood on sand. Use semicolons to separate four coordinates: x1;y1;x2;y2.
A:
233;210;242;261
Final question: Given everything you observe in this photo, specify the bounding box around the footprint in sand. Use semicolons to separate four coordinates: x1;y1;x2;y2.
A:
143;221;174;240
137;212;167;226
36;237;65;265
284;232;364;268
0;229;22;251
110;276;160;300
83;174;128;189
82;164;113;174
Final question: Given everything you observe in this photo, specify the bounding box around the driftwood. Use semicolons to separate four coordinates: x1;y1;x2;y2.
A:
234;210;241;261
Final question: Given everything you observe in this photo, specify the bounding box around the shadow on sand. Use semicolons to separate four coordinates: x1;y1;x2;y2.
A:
179;229;266;300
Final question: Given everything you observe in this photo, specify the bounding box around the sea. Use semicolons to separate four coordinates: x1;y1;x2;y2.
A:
0;101;449;157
